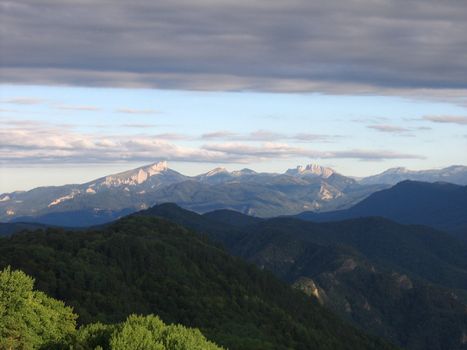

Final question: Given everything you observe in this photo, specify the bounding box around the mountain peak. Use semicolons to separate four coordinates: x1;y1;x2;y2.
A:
100;161;169;187
144;161;169;175
231;168;256;176
205;167;229;176
384;167;410;174
286;164;334;178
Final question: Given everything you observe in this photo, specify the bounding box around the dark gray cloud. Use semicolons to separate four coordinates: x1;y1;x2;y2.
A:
1;0;467;95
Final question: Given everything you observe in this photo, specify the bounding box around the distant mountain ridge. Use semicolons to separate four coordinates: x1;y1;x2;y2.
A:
295;180;467;240
359;165;467;185
0;161;385;225
1;162;466;226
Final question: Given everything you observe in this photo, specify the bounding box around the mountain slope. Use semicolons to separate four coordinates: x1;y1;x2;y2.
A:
0;222;49;237
296;180;467;239
0;215;393;350
144;204;467;350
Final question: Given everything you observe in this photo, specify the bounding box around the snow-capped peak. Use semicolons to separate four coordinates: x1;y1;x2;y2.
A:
286;164;334;178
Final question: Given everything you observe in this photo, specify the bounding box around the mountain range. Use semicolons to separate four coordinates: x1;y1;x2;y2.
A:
2;162;466;226
2;190;467;348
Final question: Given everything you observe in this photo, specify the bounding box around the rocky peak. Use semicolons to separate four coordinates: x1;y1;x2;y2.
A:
205;167;229;176
100;161;169;187
286;164;334;178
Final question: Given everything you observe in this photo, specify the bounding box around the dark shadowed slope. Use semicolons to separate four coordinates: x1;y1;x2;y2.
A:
0;222;49;237
145;204;467;350
296;180;467;239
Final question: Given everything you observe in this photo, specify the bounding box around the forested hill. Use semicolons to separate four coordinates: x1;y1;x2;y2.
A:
142;203;467;350
0;215;394;350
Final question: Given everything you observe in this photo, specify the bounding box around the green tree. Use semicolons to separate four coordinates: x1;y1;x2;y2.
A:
0;266;77;349
75;314;224;350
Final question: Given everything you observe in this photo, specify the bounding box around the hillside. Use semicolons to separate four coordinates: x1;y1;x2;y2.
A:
0;215;392;350
144;204;467;350
296;180;467;239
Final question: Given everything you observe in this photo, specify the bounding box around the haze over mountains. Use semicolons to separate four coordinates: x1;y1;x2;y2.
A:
359;165;467;186
1;162;466;227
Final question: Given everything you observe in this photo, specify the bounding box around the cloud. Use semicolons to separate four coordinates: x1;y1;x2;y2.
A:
423;115;467;125
202;143;422;161
55;105;100;111
367;124;410;133
3;97;44;105
0;126;226;164
202;131;239;139
0;122;422;165
117;108;159;115
1;1;467;99
201;130;336;142
330;150;423;161
120;123;160;128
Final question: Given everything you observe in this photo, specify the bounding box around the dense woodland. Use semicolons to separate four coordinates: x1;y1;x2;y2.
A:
140;204;467;350
0;267;223;349
0;216;394;350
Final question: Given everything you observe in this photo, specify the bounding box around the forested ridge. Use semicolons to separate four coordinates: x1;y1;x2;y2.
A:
0;215;394;350
0;267;223;349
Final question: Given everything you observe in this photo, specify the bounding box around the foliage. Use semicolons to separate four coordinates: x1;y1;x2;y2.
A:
144;204;467;350
0;216;394;350
71;314;223;350
0;267;224;350
0;266;77;349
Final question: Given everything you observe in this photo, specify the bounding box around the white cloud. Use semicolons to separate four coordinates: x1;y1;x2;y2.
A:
117;108;160;115
423;115;467;125
367;125;410;133
0;123;423;165
55;105;100;111
201;130;336;142
3;97;44;105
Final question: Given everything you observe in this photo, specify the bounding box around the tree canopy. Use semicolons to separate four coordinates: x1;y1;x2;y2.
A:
0;266;223;350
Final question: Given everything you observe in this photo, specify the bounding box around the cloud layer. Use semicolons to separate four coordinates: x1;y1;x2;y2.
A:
1;0;467;96
0;120;423;164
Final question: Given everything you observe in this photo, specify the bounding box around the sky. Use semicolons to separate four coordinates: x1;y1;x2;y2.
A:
1;0;467;193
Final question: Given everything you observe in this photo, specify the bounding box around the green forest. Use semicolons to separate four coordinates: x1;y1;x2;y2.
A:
0;216;394;350
0;266;222;349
